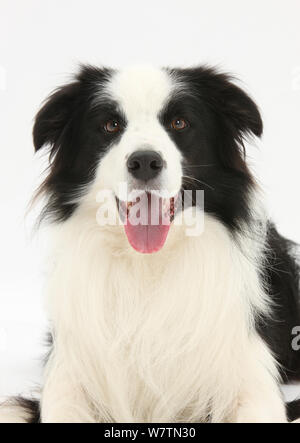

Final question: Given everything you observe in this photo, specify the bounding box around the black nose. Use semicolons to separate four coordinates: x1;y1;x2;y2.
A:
127;150;164;181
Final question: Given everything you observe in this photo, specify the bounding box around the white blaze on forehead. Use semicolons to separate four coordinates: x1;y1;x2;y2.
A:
94;65;183;198
105;65;175;119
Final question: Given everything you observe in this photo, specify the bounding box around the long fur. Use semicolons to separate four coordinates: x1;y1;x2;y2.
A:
1;64;299;423
39;207;275;422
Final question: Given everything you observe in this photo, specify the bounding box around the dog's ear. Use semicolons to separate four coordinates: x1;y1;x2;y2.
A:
184;66;263;151
183;67;263;169
214;73;263;140
33;82;80;152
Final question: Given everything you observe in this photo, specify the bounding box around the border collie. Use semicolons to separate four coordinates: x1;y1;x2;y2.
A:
1;65;300;423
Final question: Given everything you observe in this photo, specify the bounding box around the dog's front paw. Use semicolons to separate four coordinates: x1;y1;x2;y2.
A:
235;405;287;423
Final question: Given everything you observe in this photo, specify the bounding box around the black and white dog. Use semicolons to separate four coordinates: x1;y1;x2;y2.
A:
1;65;300;423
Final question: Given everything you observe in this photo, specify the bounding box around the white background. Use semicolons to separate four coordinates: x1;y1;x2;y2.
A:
0;0;300;403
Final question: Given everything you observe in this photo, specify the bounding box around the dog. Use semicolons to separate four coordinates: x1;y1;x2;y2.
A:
1;64;300;423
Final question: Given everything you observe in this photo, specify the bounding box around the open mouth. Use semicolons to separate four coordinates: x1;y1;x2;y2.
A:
116;192;178;254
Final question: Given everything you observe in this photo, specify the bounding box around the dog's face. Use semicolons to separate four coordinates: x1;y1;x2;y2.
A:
34;65;262;253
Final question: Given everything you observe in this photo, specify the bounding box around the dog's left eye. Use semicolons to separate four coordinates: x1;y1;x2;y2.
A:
171;118;189;131
104;120;121;134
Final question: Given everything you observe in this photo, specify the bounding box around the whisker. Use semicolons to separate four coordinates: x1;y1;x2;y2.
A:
184;164;216;168
182;175;215;191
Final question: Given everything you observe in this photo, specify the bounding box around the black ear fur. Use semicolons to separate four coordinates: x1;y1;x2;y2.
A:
213;73;263;139
33;82;80;152
191;66;263;139
216;76;263;152
176;66;263;163
213;72;263;167
179;66;263;171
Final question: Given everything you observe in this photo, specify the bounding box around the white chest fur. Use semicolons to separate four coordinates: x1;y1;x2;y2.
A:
45;208;273;423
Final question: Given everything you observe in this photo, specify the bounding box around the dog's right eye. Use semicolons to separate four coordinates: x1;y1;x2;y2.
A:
104;120;121;134
171;118;189;131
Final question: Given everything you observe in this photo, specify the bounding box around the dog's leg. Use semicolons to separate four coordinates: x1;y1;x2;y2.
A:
0;400;35;423
233;337;287;423
41;359;95;423
235;379;286;423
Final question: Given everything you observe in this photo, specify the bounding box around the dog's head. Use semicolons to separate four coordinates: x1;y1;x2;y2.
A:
34;65;262;253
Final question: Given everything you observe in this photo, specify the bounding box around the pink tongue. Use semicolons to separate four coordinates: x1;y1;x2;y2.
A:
125;222;170;254
124;194;170;254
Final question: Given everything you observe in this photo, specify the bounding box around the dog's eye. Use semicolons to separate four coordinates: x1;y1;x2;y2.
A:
104;120;121;134
171;118;189;131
